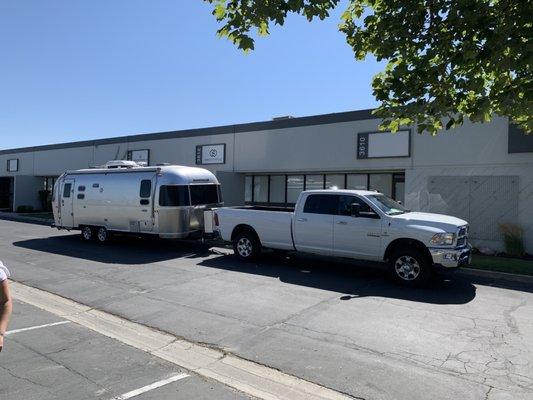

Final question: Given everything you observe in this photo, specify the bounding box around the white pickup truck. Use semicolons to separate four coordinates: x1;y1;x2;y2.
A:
215;189;471;286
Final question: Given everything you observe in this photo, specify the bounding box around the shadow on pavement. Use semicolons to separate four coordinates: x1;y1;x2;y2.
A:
14;234;532;304
13;234;215;265
197;252;479;305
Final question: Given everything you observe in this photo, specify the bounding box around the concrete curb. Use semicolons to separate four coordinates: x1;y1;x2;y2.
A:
457;267;533;285
0;212;53;226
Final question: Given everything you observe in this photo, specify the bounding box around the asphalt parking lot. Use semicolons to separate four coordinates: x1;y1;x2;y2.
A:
1;219;532;400
1;299;251;400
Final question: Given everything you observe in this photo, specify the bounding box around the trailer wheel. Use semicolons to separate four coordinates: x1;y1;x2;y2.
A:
96;227;108;243
81;226;93;241
233;230;261;261
390;248;432;287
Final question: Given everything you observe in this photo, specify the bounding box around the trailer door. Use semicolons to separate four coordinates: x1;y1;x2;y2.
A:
138;178;154;232
59;178;75;228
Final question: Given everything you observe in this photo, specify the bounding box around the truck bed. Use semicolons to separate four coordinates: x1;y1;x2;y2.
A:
216;206;295;250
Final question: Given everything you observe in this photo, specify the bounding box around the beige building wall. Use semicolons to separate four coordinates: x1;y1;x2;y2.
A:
0;113;531;252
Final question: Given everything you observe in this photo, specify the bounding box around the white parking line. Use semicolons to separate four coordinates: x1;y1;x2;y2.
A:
5;320;71;336
109;373;189;400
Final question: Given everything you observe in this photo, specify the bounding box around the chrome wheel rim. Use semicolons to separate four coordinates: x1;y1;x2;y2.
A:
82;227;92;240
237;237;253;257
395;255;421;281
97;228;107;242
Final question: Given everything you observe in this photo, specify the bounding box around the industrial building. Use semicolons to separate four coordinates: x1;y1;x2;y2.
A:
1;109;532;252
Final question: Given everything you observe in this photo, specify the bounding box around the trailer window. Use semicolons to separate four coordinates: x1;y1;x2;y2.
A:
140;180;152;198
190;184;219;205
159;185;190;207
62;183;72;198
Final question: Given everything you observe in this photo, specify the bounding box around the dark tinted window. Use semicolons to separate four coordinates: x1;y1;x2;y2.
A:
337;195;378;218
159;185;190;206
63;183;72;198
190;184;219;205
303;194;337;215
140;180;152;198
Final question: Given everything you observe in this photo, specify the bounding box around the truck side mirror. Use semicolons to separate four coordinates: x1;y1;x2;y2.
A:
350;203;360;217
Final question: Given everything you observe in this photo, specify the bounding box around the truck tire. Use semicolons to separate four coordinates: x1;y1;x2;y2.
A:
96;227;109;243
81;226;94;241
233;230;261;261
390;248;432;287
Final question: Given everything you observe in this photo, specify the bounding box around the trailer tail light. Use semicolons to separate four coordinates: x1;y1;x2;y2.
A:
214;212;219;227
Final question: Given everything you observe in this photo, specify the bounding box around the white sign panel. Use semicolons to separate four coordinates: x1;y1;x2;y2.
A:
7;159;19;172
357;130;410;159
129;149;150;166
196;144;225;165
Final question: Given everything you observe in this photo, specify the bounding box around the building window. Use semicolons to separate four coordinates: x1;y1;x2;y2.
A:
287;175;304;203
253;176;269;203
244;172;405;206
269;175;285;203
7;159;18;172
305;175;324;191
244;176;253;202
43;177;57;191
369;174;393;197
346;174;367;190
325;174;345;189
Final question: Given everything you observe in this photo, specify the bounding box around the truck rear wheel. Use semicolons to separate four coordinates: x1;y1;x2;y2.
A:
81;226;93;241
390;248;432;287
233;230;261;261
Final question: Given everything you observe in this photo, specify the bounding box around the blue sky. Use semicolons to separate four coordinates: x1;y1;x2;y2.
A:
0;0;383;150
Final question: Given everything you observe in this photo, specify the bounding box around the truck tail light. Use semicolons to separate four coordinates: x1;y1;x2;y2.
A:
214;212;219;227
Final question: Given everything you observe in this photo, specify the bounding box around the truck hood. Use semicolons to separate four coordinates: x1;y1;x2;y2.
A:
390;212;467;231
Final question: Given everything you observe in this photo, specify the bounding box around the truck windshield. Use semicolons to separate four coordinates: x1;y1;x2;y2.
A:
367;195;407;215
190;184;220;205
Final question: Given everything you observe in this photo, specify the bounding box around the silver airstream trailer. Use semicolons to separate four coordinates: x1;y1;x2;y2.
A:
52;161;222;242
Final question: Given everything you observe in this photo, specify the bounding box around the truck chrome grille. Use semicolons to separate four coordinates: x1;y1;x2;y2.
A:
457;225;468;247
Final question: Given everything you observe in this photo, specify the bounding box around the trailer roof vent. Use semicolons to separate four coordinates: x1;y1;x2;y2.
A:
104;160;139;169
272;115;294;121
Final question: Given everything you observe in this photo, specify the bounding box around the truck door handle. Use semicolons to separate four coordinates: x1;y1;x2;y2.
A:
336;221;348;225
297;218;307;222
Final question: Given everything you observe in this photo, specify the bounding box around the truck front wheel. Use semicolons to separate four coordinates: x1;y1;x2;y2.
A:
390;248;432;287
233;231;261;261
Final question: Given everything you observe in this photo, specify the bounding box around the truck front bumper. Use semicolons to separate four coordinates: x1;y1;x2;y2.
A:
430;244;472;269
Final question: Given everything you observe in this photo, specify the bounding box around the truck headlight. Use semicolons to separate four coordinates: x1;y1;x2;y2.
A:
430;233;455;246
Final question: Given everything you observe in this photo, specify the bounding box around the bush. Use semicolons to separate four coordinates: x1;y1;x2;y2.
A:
16;205;34;213
499;223;525;257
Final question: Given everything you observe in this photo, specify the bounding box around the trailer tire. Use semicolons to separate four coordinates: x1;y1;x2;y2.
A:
389;247;432;287
96;227;109;243
81;226;94;241
233;230;261;261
